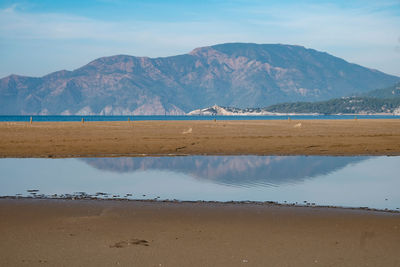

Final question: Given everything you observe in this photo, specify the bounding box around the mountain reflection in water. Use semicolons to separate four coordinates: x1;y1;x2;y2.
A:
81;156;366;187
1;156;398;210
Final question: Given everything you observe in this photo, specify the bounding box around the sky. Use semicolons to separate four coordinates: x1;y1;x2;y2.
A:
0;0;399;78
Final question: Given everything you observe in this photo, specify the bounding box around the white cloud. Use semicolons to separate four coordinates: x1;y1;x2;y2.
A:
0;2;399;77
242;3;399;46
0;5;130;41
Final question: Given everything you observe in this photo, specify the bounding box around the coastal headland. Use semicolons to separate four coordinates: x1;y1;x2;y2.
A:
1;119;400;157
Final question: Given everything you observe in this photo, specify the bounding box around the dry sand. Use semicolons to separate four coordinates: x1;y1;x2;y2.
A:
0;199;399;267
1;119;400;157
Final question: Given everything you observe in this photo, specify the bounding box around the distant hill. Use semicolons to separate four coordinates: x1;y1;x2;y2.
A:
264;97;400;115
188;96;400;115
1;43;399;115
262;82;400;114
360;82;400;98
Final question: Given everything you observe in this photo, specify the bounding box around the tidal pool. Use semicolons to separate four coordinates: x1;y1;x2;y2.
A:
0;156;399;211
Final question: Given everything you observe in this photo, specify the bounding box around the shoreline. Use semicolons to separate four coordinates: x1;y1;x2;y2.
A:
1;196;399;213
2;112;398;118
1;198;399;266
2;114;399;267
1;119;400;157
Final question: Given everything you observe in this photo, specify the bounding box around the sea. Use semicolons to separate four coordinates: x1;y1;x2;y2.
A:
0;114;399;122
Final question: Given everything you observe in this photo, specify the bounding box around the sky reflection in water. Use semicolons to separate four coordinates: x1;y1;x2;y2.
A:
0;156;399;211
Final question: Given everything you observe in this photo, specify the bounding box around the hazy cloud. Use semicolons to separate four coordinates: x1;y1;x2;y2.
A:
0;1;399;77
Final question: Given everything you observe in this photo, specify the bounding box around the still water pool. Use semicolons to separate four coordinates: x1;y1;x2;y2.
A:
0;156;399;211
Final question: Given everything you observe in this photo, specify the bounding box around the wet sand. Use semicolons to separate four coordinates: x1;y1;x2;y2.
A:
0;199;399;267
1;119;400;157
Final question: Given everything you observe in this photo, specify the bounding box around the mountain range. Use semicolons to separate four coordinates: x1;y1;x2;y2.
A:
1;43;399;115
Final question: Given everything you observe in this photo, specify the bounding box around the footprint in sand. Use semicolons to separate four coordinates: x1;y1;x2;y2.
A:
110;238;149;248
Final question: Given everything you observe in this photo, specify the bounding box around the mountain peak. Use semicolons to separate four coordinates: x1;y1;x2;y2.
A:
189;45;216;56
1;43;399;115
85;55;138;68
189;43;305;56
76;54;154;75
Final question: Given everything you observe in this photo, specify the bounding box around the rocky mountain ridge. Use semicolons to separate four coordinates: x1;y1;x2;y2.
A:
1;43;399;115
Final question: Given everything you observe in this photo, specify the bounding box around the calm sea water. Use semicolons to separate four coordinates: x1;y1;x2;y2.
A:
0;156;399;211
0;114;399;122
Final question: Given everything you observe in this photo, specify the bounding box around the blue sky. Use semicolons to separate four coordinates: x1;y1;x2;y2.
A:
1;0;399;78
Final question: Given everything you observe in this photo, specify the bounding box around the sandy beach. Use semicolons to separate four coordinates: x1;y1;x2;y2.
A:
1;119;400;157
1;119;400;266
0;199;398;266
